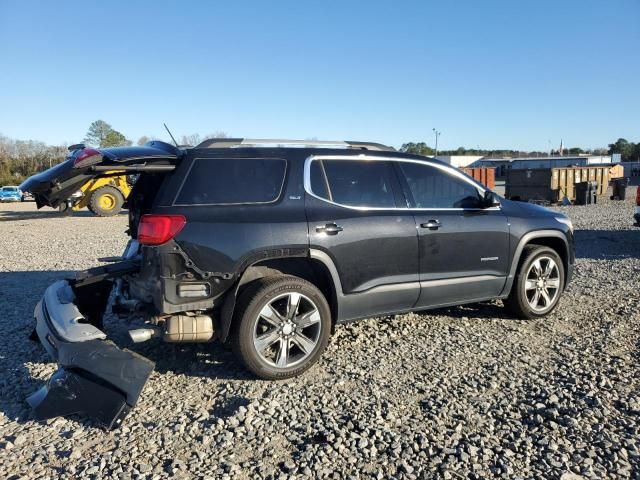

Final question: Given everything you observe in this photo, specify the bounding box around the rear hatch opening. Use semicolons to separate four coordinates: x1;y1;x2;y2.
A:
20;140;180;209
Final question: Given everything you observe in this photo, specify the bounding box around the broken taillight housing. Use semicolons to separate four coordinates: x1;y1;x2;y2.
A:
137;215;186;245
73;148;103;168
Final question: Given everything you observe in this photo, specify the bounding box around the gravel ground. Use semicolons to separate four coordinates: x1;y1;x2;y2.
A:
0;192;638;480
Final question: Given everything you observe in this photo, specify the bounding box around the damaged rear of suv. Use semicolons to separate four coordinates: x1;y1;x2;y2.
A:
22;138;575;428
21;140;180;427
22;138;343;427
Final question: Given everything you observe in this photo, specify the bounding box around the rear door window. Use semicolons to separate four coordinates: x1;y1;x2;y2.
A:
398;161;483;209
175;158;286;205
309;159;397;208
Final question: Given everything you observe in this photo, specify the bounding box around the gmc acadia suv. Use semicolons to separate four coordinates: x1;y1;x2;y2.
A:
21;138;575;427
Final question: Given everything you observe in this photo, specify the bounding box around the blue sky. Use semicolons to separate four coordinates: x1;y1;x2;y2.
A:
0;0;638;151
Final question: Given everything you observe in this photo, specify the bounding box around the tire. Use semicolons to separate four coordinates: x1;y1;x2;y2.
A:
231;275;332;380
89;186;124;217
503;246;565;319
58;201;71;215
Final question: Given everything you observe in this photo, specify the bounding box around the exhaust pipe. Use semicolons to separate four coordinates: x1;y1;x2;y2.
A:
129;328;161;343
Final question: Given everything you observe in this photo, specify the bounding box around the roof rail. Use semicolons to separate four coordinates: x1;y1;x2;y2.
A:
194;138;395;151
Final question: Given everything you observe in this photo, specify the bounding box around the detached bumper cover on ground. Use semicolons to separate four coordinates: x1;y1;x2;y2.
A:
28;280;154;429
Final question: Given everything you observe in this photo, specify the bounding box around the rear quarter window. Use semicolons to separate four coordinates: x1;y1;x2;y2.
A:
309;159;397;208
175;158;287;205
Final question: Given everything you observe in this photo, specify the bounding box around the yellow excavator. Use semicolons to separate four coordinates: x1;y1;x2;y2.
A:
60;172;132;217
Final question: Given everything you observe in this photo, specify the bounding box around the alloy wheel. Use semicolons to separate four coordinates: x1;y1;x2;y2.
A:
252;292;322;368
524;256;561;312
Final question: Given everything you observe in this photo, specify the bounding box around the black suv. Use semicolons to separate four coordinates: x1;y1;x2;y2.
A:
21;138;575;427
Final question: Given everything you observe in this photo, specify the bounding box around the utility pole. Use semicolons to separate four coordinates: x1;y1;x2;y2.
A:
432;128;441;157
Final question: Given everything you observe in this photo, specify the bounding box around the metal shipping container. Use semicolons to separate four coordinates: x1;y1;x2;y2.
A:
505;166;611;204
608;164;624;179
461;167;496;190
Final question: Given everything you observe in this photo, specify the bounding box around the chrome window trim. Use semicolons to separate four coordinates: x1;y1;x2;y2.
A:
173;156;288;207
303;154;500;212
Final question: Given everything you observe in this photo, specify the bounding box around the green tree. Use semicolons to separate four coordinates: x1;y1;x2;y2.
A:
84;120;131;147
102;129;132;147
608;138;636;161
400;142;435;156
84;120;113;146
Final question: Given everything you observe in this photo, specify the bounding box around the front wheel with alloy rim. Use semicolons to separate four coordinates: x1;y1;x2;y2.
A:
231;275;332;379
504;245;565;319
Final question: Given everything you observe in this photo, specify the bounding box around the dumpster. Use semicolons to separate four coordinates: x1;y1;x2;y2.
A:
505;168;556;203
609;164;625;179
506;165;611;204
460;167;496;190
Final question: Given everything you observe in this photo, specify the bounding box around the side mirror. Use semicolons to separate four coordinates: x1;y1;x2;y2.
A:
482;190;500;208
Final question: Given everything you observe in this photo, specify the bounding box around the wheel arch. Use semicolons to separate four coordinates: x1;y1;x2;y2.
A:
217;252;340;343
501;229;570;296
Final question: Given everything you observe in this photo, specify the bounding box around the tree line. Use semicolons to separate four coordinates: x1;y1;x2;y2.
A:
399;143;625;158
400;138;639;160
83;120;229;149
0;120;229;185
1;122;638;186
607;138;640;162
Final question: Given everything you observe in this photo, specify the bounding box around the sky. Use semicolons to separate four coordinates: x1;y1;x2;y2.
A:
0;0;638;151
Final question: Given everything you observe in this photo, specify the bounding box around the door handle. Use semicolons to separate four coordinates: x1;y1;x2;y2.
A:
420;220;441;230
316;223;343;235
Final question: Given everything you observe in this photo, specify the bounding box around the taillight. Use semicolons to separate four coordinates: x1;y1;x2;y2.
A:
137;215;186;245
73;148;103;168
636;186;640;206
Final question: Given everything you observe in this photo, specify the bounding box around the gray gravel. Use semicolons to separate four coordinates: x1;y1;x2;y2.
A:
0;192;639;480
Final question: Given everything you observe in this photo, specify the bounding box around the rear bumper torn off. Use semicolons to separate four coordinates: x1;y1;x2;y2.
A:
28;280;154;429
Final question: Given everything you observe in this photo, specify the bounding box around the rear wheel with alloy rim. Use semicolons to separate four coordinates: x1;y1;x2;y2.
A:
504;246;565;319
232;275;332;379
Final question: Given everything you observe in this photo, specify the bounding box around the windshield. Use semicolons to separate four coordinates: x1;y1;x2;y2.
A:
2;187;18;192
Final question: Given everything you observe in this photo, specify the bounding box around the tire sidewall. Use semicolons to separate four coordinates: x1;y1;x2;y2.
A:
235;277;331;379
